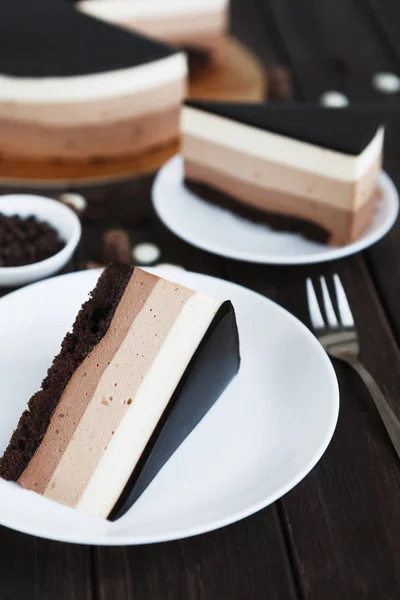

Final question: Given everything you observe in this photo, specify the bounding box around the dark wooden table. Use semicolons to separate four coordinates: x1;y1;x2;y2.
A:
2;1;400;598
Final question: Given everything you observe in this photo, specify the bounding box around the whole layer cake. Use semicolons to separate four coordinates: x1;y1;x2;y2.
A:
182;101;384;246
0;265;240;520
76;0;229;62
0;0;187;160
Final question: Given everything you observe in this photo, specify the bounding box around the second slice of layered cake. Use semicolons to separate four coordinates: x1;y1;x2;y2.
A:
0;265;240;520
181;101;384;246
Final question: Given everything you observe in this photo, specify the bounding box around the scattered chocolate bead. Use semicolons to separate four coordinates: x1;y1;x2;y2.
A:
0;214;65;267
57;192;87;217
132;242;161;265
268;65;293;101
103;229;132;265
320;91;349;107
372;72;400;94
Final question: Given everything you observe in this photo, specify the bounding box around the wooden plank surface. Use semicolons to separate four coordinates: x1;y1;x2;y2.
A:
0;506;92;600
257;0;397;100
96;508;297;600
230;0;279;68
364;0;400;64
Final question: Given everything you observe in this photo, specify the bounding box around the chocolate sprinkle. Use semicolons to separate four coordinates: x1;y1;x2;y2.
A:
0;214;65;267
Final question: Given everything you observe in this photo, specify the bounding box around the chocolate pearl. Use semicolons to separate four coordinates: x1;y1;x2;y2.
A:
132;242;161;265
320;91;349;107
372;72;400;94
103;229;132;265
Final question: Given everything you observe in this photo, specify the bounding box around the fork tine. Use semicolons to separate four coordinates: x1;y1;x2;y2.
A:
333;274;355;327
306;278;325;329
320;276;339;328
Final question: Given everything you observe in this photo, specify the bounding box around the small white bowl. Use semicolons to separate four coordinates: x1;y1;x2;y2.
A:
0;194;82;287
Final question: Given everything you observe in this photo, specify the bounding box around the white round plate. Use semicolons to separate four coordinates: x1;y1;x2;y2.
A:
153;155;399;264
0;267;339;545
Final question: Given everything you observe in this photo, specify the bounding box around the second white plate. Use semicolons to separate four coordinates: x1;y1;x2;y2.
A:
153;155;399;265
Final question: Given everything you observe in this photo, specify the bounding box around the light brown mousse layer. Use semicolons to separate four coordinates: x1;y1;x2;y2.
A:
0;80;184;125
183;135;381;211
19;268;158;495
185;161;379;246
0;106;180;160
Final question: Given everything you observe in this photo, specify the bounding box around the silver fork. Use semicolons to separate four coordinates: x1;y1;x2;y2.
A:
306;274;400;459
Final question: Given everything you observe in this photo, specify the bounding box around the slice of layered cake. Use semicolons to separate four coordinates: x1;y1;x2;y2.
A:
181;101;384;246
76;0;229;62
0;0;187;160
0;265;240;520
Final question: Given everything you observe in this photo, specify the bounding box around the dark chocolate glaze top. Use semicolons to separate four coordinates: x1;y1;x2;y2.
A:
0;0;173;77
185;101;384;155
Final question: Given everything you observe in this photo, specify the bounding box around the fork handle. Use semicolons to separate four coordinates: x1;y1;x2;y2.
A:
350;360;400;459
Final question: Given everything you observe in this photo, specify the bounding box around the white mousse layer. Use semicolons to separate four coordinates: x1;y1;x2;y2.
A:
0;53;187;102
181;106;384;182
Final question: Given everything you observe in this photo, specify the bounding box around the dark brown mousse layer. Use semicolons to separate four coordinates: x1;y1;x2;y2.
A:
0;214;65;267
185;179;330;244
0;262;133;481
